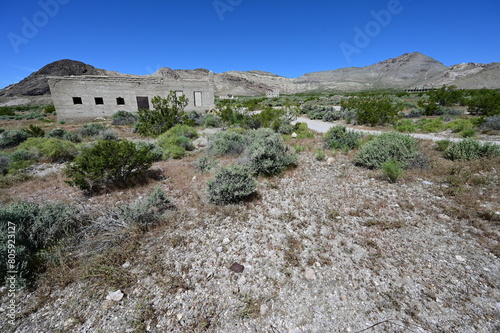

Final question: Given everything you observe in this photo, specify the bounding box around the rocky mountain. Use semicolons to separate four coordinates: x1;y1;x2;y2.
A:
1;53;499;99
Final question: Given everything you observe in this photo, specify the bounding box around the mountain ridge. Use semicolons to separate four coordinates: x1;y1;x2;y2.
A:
1;52;499;98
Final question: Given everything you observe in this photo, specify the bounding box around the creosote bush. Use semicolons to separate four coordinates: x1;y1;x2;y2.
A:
323;125;363;151
207;131;247;156
111;110;138;126
157;124;198;159
355;132;420;169
444;139;500;161
65;139;157;194
0;130;29;149
207;165;257;205
17;137;78;162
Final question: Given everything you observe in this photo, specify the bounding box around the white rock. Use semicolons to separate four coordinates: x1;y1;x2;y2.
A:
176;313;183;321
455;255;466;262
122;261;131;269
422;181;434;185
222;238;230;245
237;275;247;285
216;247;223;253
438;214;451;221
260;303;269;316
291;132;298;138
106;290;124;302
305;267;317;280
326;157;335;164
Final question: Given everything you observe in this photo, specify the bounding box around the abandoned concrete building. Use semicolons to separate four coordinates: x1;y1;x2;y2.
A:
48;72;215;122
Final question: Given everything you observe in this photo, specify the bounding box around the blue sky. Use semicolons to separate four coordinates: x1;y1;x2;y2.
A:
1;0;499;88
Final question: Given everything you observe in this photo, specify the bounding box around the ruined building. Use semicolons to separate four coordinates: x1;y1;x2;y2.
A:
48;72;215;122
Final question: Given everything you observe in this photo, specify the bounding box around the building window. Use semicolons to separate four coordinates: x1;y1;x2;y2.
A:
95;97;104;105
73;97;82;105
194;91;202;106
116;97;125;105
136;96;150;110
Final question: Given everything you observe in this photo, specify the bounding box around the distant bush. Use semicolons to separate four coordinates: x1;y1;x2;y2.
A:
444;139;500;161
0;130;29;149
381;160;404;183
203;114;223;128
47;128;81;143
460;129;476;138
207;165;257;205
394;119;417;133
405;108;424;118
0;153;11;175
133;141;163;162
355;132;420;169
480;115;500;132
157;125;198;159
65;139;157;194
447;118;475;133
0;201;86;285
43;104;56;114
247;128;297;176
18;138;78;163
24;125;45;137
323;125;363;151
111;110;137;126
342;97;403;126
314;148;326;161
197;155;219;174
207;131;247;156
95;129;118;141
435;140;452;152
163;124;198;140
186;110;205;126
79;123;108;137
416;118;446;133
290;122;314;139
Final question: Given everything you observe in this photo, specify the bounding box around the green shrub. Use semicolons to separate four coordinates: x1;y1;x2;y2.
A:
291;122;314;139
247;128;297;176
24;124;45;137
435;140;452;152
207;165;257;205
65;140;157;194
207;131;247;156
394;119;417;133
159;136;190;159
18;138;77;162
0;130;29;149
133;141;163;162
447;118;475;133
163;124;198;140
44;104;56;114
0;201;86;285
323;125;363;151
460;129;476;138
136;92;189;136
314;148;326;161
444;139;500;161
47;128;81;143
416;118;446;133
0;153;11;175
95;129;118;141
79;123;108;137
355;132;420;169
197;155;219;174
342;97;403;126
203;114;223;127
480;115;500;132
111;110;137;125
381;160;404;183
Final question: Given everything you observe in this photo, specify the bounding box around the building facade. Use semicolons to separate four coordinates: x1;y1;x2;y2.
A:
48;72;215;122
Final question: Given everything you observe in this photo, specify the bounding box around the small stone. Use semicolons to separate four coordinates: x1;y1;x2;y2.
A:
237;275;246;285
176;313;183;321
422;181;434;185
222;238;230;245
106;290;124;302
326;157;335;164
260;303;269;316
216;247;223;253
304;267;316;280
229;262;244;273
122;261;131;269
438;214;451;221
192;176;197;181
291;132;298;138
455;255;466;262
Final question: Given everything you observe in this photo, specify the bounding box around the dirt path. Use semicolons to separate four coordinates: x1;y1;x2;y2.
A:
295;117;500;145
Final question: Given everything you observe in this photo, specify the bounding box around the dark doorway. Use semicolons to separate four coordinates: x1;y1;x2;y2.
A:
136;96;150;110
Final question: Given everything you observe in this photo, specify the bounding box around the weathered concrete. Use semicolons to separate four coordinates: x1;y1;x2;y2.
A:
48;73;215;122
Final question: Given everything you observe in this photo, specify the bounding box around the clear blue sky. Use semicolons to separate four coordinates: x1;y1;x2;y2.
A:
1;0;499;88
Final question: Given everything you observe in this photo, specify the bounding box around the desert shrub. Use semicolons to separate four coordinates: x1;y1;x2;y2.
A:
17;138;78;162
323;110;342;122
207;131;247;156
247;128;297;176
163;124;198;140
47;128;81;143
133;141;163;162
394;119;417;133
158;135;191;159
0;130;29;149
0;128;4;134
186;110;205;126
324;125;363;151
65;139;157;194
444;139;500;161
111;110;138;126
460;129;476;138
381;160;404;183
291;122;314;139
44;104;56;114
0;106;16;117
435;140;452;152
0;201;86;285
24;125;45;137
342;97;403;126
406;108;424;118
416;118;446;133
447;118;475;133
203;114;223;127
197;155;219;174
0;153;11;175
207;165;257;205
480;115;500;132
465;89;500;116
355;132;420;169
136;92;189;136
79;123;108;137
314;148;326;161
95;129;118;141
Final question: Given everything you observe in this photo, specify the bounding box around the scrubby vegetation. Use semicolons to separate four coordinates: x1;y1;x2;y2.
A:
444;139;500;161
207;165;257;204
111;110;138;126
17;138;78;163
157;124;198;159
323;125;363;151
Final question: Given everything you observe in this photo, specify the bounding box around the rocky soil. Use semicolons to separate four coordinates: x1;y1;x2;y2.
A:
1;137;499;332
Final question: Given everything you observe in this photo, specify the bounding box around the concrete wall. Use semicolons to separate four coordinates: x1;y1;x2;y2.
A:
48;73;215;122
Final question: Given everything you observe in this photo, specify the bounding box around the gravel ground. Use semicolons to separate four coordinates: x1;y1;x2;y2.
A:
1;145;498;332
